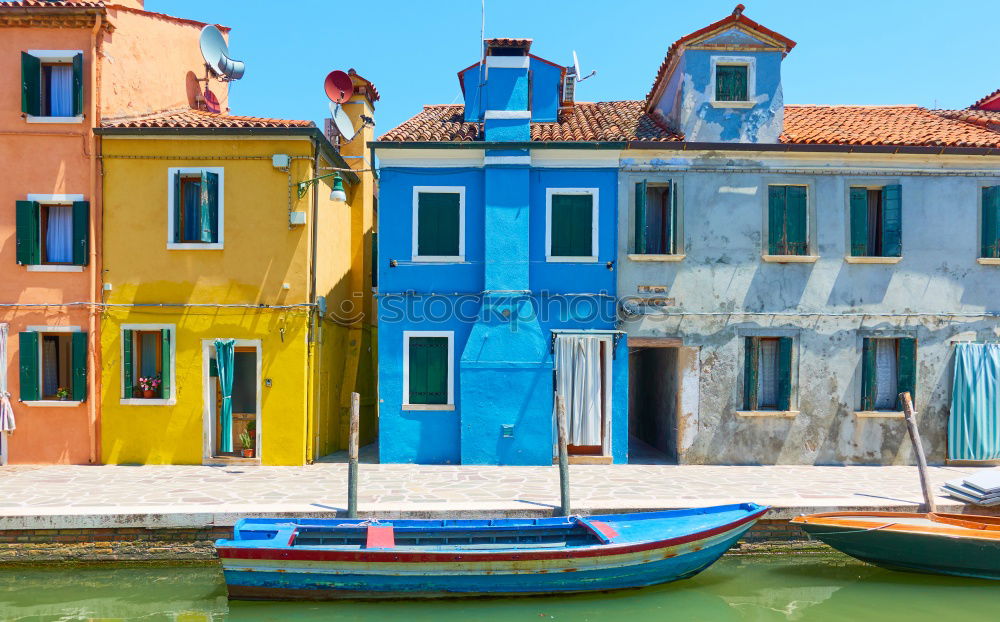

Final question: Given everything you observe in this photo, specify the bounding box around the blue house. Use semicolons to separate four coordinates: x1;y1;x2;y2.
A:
373;38;627;465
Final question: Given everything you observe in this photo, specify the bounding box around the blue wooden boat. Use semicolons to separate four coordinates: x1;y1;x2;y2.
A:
214;502;767;600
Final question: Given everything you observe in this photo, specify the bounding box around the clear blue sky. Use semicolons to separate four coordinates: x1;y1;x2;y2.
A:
148;0;996;138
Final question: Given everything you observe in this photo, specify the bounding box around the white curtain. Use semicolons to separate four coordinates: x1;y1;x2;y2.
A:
49;66;73;117
554;335;603;446
874;339;898;410
45;205;73;263
758;339;779;407
0;324;14;467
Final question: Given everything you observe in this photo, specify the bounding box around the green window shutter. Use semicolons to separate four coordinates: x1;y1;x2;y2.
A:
409;337;448;404
982;186;1000;258
172;172;182;243
785;186;808;255
767;186;785;255
634;181;647;254
122;330;134;398
71;200;89;265
21;52;40;116
716;65;748;102
881;184;902;257
417;192;460;256
18;332;40;402
777;337;793;411
896;337;917;410
849;187;869;257
72;52;84;117
861;338;875;411
71;332;87;402
743;337;759;410
199;171;220;243
15;200;41;265
160;329;171;399
668;180;679;255
550;194;593;257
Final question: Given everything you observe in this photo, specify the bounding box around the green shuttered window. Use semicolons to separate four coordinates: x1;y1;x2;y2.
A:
743;336;793;411
861;337;916;411
18;331;87;402
849;185;901;257
550;193;594;258
15;200;89;266
122;328;173;401
715;64;748;102
981;186;1000;258
21;51;84;117
416;192;461;258
767;185;808;256
407;336;450;405
634;181;679;255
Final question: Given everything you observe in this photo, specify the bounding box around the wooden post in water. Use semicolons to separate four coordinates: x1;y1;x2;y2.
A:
556;395;571;516
900;391;938;514
347;392;360;519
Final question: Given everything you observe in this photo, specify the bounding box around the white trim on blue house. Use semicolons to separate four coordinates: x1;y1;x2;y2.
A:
402;330;455;411
545;187;599;263
709;55;757;108
411;186;466;263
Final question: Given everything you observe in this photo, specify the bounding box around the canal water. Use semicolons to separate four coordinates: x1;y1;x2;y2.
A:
0;553;996;621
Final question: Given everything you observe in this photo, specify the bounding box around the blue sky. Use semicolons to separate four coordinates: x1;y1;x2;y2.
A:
148;0;996;138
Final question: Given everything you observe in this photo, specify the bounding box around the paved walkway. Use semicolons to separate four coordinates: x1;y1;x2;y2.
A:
0;461;992;529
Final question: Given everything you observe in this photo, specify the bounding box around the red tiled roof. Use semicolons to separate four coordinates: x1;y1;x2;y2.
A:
645;5;796;109
377;102;682;143
935;109;1000;130
972;88;1000;110
485;38;532;49
101;109;314;129
348;68;380;103
0;0;103;6
378;103;1000;149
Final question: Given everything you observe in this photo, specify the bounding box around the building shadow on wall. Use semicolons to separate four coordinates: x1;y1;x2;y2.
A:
742;263;811;312
826;263;893;307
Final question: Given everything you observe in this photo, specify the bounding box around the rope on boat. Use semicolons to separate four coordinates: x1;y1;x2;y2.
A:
810;522;898;536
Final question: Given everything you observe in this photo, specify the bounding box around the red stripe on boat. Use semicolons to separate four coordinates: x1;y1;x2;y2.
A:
589;521;619;540
217;508;766;564
366;526;395;549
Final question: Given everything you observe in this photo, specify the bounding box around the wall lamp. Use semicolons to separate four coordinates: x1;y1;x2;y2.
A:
296;172;347;201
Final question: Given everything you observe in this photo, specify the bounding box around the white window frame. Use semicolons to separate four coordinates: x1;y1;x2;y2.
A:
23;193;85;272
201;339;262;462
546;187;599;263
120;324;177;406
402;330;455;411
167;167;225;250
709;55;756;108
411;186;466;262
22;325;83;407
23;50;85;123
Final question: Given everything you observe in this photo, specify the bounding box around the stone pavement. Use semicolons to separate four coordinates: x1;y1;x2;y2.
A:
0;460;991;530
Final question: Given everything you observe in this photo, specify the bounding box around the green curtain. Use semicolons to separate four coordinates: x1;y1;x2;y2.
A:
950;343;1000;461
215;339;235;452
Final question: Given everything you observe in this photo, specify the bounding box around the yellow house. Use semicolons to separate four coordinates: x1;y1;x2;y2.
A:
96;85;377;465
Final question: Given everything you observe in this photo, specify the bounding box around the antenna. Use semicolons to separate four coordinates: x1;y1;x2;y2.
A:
573;50;596;82
199;25;245;81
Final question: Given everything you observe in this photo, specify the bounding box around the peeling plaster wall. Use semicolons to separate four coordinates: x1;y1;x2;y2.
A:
618;151;1000;465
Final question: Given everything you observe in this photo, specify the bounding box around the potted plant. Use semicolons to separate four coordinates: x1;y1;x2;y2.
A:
137;376;161;399
246;420;256;445
55;387;70;401
239;430;254;458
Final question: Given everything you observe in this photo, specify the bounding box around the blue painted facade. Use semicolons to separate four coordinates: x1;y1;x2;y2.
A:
377;41;627;465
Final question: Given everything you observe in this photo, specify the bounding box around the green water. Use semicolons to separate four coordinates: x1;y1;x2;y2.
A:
0;554;997;621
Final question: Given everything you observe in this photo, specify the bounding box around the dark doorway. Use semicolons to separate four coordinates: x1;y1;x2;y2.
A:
628;346;678;464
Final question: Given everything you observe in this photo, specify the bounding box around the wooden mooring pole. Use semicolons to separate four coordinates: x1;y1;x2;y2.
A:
900;391;938;514
556;396;571;516
347;392;360;519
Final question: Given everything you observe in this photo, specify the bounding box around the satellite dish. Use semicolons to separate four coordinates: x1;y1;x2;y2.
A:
199;25;245;81
329;102;357;142
571;50;596;82
324;70;354;104
202;89;221;113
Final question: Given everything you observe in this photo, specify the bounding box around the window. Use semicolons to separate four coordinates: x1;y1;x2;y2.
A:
744;337;792;411
122;327;172;401
716;64;749;102
981;186;1000;258
18;330;87;402
767;185;809;256
403;332;453;408
547;189;598;262
634;181;679;254
849;185;901;257
861;337;916;412
15;198;89;267
168;168;222;248
412;187;464;261
21;51;83;119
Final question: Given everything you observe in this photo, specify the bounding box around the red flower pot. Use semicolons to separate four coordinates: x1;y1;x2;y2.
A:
142;389;155;399
241;449;254;458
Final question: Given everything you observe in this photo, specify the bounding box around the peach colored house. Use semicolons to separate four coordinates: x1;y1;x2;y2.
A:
0;0;230;464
